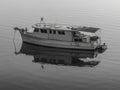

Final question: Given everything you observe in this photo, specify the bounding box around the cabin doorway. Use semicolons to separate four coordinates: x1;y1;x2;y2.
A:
72;32;82;42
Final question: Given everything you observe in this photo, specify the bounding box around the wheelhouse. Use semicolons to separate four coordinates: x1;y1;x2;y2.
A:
30;22;101;45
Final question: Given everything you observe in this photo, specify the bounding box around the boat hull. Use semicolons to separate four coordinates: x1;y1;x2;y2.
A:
20;32;97;51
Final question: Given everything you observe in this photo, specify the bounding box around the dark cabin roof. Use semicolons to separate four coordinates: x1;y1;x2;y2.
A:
72;27;100;33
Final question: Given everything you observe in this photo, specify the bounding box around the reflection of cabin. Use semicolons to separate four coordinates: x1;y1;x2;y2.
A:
33;53;99;67
33;55;99;67
33;54;72;65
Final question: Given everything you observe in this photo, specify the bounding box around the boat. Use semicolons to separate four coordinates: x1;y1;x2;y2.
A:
15;42;100;67
14;17;107;51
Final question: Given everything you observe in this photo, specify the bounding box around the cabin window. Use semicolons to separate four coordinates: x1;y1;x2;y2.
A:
53;30;56;34
41;29;47;33
49;29;52;34
34;28;39;32
58;31;65;35
41;58;47;63
49;30;56;34
74;38;82;42
73;32;79;37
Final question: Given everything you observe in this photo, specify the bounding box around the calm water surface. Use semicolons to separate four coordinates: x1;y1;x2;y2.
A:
0;0;120;90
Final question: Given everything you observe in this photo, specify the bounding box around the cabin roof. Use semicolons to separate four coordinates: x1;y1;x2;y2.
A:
73;27;100;33
32;23;100;33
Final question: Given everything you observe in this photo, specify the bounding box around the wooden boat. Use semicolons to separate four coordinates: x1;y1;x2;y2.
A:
14;17;107;51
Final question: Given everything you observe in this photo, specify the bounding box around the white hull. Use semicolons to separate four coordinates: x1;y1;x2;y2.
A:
20;33;97;50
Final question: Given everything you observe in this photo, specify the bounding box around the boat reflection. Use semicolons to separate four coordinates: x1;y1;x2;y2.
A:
16;42;103;67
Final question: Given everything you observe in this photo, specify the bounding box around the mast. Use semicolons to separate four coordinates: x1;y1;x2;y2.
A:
40;17;46;28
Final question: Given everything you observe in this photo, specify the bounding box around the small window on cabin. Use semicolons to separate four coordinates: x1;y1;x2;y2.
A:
58;31;65;35
49;30;52;34
53;30;56;34
41;29;47;33
34;28;39;32
45;30;47;33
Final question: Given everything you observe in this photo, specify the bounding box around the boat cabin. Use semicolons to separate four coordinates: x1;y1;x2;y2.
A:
15;17;100;48
29;23;100;44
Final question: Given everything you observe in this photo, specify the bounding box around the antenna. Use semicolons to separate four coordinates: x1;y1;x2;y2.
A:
40;17;46;28
41;17;43;21
40;17;45;24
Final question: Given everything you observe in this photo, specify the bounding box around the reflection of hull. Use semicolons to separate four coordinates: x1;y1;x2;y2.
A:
17;42;100;67
20;32;96;51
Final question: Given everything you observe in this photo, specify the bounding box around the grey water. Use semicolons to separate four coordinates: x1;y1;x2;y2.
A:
0;0;120;90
